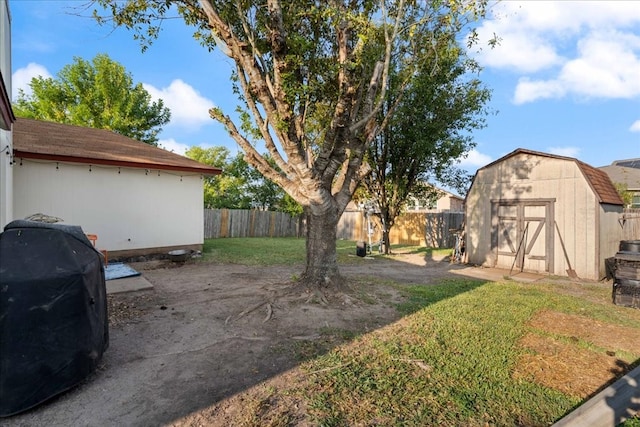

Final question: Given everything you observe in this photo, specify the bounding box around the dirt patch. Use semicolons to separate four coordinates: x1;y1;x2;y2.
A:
513;310;640;399
514;333;630;399
3;254;459;426
4;255;638;426
528;310;640;355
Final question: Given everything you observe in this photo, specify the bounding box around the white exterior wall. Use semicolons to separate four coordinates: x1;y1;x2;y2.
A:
466;152;602;279
0;0;12;229
14;159;204;252
0;129;10;229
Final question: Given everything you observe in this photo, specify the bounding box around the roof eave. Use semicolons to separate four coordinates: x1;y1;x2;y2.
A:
0;72;15;131
14;150;222;176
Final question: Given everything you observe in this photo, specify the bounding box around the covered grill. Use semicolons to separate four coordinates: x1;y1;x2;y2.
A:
0;220;109;417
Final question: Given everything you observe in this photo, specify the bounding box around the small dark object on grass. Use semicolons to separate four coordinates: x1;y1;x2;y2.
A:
168;249;190;262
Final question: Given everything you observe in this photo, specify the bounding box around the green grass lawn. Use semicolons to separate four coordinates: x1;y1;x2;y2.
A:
203;237;388;265
201;238;640;425
304;281;578;426
202;237;452;265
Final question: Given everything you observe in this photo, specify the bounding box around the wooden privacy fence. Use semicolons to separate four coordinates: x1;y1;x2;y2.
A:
204;209;302;238
203;208;640;249
621;209;640;241
337;211;464;248
205;208;463;248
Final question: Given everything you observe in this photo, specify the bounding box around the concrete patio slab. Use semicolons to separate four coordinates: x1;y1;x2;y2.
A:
452;266;545;283
106;275;153;294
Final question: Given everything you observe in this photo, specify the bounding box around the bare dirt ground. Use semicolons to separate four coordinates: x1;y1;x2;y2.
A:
3;253;638;426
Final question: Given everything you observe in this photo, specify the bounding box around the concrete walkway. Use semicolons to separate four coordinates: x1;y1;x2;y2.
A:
105;275;153;294
552;365;640;426
452;265;545;283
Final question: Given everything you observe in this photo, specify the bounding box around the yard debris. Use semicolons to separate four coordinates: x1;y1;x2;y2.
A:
263;303;273;323
393;357;432;372
107;294;155;327
24;212;64;223
307;361;353;375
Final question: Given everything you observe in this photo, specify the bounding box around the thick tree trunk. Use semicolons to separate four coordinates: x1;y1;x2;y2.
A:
382;228;391;255
380;210;393;255
300;206;346;291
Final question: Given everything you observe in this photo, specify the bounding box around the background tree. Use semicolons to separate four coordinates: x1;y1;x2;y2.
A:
614;182;633;207
186;146;303;214
186;146;251;208
361;37;491;253
94;0;489;291
13;53;170;145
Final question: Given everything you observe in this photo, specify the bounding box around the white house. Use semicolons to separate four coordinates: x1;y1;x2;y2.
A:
0;0;15;229
405;186;465;212
600;159;640;208
12;118;221;259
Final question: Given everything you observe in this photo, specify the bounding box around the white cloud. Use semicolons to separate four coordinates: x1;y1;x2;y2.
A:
473;1;640;103
561;31;640;98
547;146;580;158
513;78;565;104
630;120;640;132
473;21;563;73
458;149;492;168
11;63;52;100
157;138;190;156
143;79;215;129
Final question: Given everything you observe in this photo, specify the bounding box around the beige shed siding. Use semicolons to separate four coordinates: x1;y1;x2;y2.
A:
466;152;604;279
599;204;624;274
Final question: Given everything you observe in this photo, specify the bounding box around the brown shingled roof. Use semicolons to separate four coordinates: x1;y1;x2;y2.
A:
13;118;221;175
479;148;624;206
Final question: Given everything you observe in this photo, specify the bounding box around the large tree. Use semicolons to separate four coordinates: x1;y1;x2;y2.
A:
94;0;488;291
13;54;170;145
362;36;491;253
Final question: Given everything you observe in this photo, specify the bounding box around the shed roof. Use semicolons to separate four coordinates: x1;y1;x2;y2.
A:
13;118;221;175
477;148;624;206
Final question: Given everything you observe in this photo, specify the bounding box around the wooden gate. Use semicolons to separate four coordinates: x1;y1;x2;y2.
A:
491;199;555;273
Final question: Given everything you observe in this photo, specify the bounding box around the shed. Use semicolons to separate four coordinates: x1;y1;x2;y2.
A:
465;148;624;280
12;118;221;259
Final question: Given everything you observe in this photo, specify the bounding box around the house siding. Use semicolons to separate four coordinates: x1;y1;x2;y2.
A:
0;0;12;228
14;159;204;253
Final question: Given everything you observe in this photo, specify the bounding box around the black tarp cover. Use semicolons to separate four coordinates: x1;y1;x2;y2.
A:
0;220;109;417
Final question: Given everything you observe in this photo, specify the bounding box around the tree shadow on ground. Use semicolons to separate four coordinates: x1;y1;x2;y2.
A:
2;251;485;426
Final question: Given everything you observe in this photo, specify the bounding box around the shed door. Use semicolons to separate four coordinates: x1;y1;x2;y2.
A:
492;200;555;273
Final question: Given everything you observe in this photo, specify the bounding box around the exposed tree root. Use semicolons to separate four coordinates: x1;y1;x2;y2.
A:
237;301;268;318
226;275;366;325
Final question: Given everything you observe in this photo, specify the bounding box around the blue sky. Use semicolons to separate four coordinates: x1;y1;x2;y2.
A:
8;0;640;175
